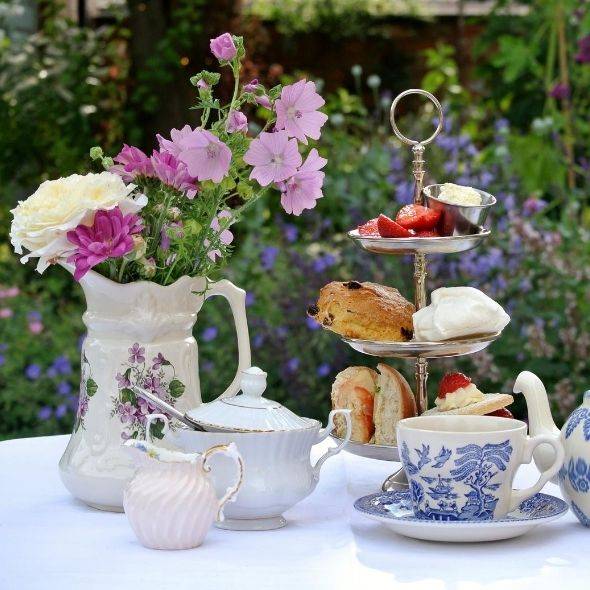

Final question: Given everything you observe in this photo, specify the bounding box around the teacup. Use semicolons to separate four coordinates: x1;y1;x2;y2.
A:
397;415;564;521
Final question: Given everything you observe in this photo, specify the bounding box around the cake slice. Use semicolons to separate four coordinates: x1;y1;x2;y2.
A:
331;367;377;443
373;363;417;445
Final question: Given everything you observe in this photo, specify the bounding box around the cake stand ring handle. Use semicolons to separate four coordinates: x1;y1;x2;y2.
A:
389;89;444;146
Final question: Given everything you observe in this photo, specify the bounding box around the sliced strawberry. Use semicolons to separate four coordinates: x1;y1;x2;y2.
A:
358;218;379;236
438;372;472;398
486;407;514;419
377;214;413;238
396;204;441;231
415;229;440;238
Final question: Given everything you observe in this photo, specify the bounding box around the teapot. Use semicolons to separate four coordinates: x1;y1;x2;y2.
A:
514;370;590;526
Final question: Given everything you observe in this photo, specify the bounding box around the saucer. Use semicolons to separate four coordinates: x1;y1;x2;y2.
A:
354;491;568;542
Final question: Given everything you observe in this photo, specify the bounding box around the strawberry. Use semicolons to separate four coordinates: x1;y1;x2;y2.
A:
358;218;379;236
377;214;413;238
395;204;441;231
415;229;440;238
438;372;472;398
486;407;514;419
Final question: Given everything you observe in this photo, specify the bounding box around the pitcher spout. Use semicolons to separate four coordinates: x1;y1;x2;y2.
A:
513;370;560;475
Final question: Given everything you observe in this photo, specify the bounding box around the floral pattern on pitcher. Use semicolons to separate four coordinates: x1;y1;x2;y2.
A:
74;351;98;432
401;440;513;521
111;343;186;440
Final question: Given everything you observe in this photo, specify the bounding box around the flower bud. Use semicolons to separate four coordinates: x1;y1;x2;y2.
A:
89;146;103;160
138;257;156;278
168;207;182;220
367;75;381;89
125;235;147;261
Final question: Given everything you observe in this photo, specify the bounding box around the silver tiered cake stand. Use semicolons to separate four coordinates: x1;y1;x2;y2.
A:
330;89;498;491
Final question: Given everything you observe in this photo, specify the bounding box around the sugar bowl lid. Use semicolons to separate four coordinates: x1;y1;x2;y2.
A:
186;367;311;432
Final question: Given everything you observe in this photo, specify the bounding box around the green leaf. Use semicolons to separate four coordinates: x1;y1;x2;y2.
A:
169;379;185;398
149;419;166;440
86;378;98;397
121;388;137;404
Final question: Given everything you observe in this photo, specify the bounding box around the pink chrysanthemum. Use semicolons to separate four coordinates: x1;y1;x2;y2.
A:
178;129;232;183
111;145;154;182
243;130;302;186
275;80;328;144
280;149;327;215
150;150;198;199
66;207;143;281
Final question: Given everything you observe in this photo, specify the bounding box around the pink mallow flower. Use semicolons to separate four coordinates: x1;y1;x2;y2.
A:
178;130;232;183
210;33;237;61
227;110;248;133
206;210;234;261
243;130;302;186
280;149;327;216
156;124;195;158
111;145;154;182
150;150;198;199
66;207;143;281
275;80;328;144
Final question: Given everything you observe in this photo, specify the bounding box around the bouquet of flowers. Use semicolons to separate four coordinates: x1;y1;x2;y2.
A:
10;33;328;285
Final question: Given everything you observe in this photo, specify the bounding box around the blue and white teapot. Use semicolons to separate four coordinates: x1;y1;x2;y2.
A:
514;371;590;526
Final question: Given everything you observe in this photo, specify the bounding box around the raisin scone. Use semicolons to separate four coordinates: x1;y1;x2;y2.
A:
307;281;414;342
331;366;377;443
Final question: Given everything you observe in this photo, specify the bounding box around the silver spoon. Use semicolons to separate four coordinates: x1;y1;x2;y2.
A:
131;385;207;431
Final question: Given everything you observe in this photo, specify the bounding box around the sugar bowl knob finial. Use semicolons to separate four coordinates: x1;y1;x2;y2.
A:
241;366;267;399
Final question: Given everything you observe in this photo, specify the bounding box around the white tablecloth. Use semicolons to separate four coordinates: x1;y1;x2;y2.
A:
1;435;588;590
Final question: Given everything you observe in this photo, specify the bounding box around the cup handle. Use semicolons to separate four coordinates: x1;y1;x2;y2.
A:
144;413;170;443
312;409;351;480
204;279;252;399
509;433;564;512
201;442;245;521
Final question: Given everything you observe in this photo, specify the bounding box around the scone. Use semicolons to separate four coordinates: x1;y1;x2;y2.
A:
331;366;377;443
307;281;414;341
373;364;417;445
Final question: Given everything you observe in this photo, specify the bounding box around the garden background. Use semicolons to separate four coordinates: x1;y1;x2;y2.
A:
1;0;589;440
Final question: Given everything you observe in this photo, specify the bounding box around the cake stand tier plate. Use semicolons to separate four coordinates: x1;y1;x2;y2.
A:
341;332;501;358
330;435;399;462
348;228;491;255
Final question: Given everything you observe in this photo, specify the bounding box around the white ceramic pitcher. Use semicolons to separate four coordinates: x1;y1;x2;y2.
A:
59;270;251;511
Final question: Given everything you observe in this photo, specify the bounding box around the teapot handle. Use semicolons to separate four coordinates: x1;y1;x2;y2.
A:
201;443;245;521
312;409;352;480
144;413;170;442
204;280;251;399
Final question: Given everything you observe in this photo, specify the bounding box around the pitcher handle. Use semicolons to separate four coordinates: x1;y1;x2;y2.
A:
144;414;170;443
201;443;245;521
204;279;251;399
508;433;565;512
312;409;351;480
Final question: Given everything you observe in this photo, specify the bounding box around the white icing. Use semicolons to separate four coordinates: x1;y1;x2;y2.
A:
413;287;510;341
435;383;485;411
437;183;482;206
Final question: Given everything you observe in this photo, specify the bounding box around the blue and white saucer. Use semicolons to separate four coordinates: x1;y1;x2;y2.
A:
354;491;568;542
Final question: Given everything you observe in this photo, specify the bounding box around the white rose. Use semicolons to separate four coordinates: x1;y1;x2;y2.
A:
10;172;147;273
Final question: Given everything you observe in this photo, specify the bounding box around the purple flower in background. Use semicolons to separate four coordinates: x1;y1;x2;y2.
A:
178;129;232;183
575;35;590;63
57;381;72;396
28;321;43;334
37;406;52;420
0;286;19;298
52;355;72;375
111;144;154;182
227;110;248;133
313;254;336;273
28;311;41;321
0;344;7;352
150;150;198;198
285;357;300;373
523;197;547;216
244;79;259;93
395;180;414;205
305;316;320;331
245;292;255;307
276;326;288;339
260;246;279;270
202;326;218;342
0;308;13;318
317;363;331;377
252;333;265;349
549;83;570;100
128;343;145;364
152;353;168;370
116;372;131;388
0;354;5;367
55;404;68;418
25;364;42;380
244;131;302;186
210;33;237;61
67;207;143;281
275;80;328;144
283;223;298;243
201;360;214;373
46;367;58;378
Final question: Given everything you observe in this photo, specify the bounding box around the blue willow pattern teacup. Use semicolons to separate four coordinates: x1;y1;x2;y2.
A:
397;415;565;521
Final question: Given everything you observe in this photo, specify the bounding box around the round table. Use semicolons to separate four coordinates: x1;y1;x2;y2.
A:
1;435;588;589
